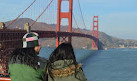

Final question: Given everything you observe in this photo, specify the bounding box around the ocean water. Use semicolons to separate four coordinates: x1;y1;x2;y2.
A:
82;48;137;81
39;47;137;81
39;47;96;62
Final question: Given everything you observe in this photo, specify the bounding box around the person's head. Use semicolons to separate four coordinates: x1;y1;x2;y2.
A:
23;32;41;54
49;42;76;63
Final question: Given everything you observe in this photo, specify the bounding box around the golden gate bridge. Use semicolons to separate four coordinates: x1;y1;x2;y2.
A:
0;0;99;80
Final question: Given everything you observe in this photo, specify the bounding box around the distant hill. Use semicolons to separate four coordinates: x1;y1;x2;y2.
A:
98;32;137;48
4;18;137;49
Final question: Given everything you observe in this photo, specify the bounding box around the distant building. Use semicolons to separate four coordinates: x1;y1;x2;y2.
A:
119;44;125;48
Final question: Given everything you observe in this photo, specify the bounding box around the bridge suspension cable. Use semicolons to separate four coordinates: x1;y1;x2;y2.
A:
6;0;37;28
31;0;54;27
72;13;82;33
72;13;79;29
77;0;87;29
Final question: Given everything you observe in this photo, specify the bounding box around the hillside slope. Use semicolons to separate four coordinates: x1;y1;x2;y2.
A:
5;18;137;49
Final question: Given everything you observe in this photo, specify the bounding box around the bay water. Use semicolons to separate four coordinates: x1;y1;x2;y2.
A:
39;47;137;81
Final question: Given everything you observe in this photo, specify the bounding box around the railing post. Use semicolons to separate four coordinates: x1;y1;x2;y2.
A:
0;22;6;29
24;22;31;33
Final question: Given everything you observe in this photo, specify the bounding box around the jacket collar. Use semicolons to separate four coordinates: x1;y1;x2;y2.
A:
51;60;74;69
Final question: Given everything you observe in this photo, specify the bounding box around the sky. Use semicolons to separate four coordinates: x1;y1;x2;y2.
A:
79;0;137;40
0;0;137;40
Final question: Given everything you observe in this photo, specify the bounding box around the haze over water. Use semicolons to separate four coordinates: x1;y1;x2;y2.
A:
39;47;137;81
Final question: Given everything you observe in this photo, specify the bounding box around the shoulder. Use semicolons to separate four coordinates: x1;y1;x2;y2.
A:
38;57;47;62
8;63;36;74
38;56;48;69
75;67;87;81
9;63;34;69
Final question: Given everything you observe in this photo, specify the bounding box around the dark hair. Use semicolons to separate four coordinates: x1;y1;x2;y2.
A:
9;47;39;68
49;43;76;63
44;42;78;81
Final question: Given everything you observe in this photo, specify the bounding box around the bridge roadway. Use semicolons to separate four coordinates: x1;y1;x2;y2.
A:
0;29;98;57
0;29;97;41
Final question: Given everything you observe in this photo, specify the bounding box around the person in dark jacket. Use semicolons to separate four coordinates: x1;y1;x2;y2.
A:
44;42;87;81
8;32;47;81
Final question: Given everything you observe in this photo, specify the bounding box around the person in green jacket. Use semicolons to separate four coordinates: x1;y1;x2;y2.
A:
8;32;47;81
44;42;87;81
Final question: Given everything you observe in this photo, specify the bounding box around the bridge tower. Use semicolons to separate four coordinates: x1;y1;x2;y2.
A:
92;16;98;50
56;0;73;47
